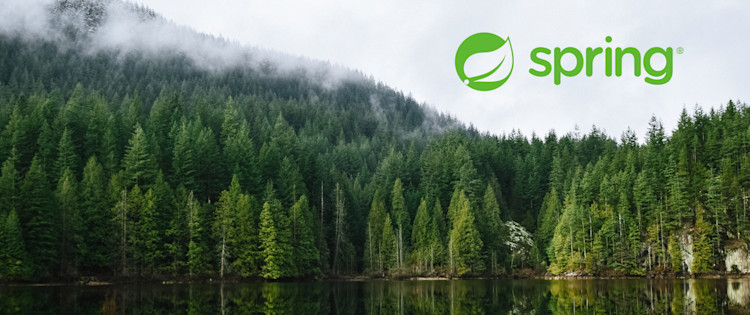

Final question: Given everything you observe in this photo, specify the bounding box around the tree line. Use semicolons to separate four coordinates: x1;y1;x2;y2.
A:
1;31;749;281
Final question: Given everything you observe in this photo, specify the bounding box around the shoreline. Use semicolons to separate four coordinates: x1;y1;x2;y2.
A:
4;273;750;287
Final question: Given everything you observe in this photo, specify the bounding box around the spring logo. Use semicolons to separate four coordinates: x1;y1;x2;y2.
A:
455;32;514;91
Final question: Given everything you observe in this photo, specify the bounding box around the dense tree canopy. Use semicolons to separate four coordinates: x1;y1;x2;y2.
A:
1;1;749;281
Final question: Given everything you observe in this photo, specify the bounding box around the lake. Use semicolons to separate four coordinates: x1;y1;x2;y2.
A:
1;278;749;314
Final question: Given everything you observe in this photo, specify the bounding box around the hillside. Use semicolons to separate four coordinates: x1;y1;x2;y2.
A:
0;0;748;281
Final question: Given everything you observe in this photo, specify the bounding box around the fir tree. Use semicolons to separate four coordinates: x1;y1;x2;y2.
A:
290;195;320;277
260;201;283;279
692;203;713;274
19;155;57;276
79;156;112;271
56;167;80;276
380;215;397;273
449;190;483;276
0;210;30;280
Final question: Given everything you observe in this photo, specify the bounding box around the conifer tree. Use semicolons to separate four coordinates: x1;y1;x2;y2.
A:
56;167;80;275
0;210;30;280
692;203;713;274
391;178;409;269
79;156;112;271
122;123;156;188
54;128;79;182
260;201;283;279
449;190;483;276
363;192;386;273
380;215;397;273
290;195;320;277
481;185;505;273
19;155;57;276
0;150;19;214
411;198;430;272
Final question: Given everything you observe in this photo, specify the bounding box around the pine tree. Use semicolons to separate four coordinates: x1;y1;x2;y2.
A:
134;188;161;275
214;180;237;278
363;192;386;273
36;120;56;175
391;178;409;269
101;114;119;175
19;155;57;276
0;150;19;214
332;182;353;275
481;185;505;274
380;215;397;273
53;128;79;182
447;186;461;225
260;201;283;279
668;237;682;273
428;199;446;272
194;126;221;200
277;157;305;207
290;195;320;277
692;203;713;274
550;194;577;273
536;188;561;265
79;156;112;271
449;190;483;276
185;191;210;277
0;210;30;280
122;123;156;188
224;122;261;195
411;198;430;272
84;97;109;158
172;119;196;190
56;167;81;276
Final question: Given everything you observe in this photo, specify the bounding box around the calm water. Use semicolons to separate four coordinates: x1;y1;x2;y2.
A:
1;278;750;314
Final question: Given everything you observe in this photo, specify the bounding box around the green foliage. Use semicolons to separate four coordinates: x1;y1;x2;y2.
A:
122;124;156;188
19;156;57;277
260;201;284;279
363;193;386;273
692;204;713;274
290;195;320;277
56;167;81;275
449;190;483;276
380;215;397;272
0;21;749;280
410;198;431;272
80;157;113;271
668;237;682;273
0;210;30;280
536;188;560;265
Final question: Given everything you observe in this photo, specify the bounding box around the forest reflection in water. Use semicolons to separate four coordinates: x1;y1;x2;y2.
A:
1;278;749;314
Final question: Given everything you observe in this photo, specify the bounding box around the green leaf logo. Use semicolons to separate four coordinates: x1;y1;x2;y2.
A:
455;32;514;91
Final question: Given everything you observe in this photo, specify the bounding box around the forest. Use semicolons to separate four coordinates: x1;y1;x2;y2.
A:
1;0;750;282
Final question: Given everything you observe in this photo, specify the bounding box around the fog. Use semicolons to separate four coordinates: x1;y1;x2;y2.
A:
0;0;463;133
0;0;369;90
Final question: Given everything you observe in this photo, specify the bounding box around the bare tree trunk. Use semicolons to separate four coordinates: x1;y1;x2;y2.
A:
220;236;226;278
569;223;574;263
368;225;373;272
449;235;454;275
187;192;195;277
120;189;128;276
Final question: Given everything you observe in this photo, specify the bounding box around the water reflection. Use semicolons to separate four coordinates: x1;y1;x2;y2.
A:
0;278;748;314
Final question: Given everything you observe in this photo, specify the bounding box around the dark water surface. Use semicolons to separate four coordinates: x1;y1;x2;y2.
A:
2;278;750;314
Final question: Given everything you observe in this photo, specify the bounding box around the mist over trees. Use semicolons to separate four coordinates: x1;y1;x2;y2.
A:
1;0;749;281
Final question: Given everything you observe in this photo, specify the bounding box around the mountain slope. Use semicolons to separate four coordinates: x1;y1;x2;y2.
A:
0;0;748;281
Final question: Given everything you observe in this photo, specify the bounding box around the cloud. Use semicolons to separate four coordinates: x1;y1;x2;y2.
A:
132;0;750;142
4;0;748;142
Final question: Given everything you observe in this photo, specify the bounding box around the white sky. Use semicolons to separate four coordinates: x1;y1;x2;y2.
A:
135;0;750;141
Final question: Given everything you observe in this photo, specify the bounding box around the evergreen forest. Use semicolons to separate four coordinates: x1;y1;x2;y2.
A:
1;0;749;281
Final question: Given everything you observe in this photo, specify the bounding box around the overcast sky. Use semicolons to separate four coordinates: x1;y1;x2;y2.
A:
134;0;749;141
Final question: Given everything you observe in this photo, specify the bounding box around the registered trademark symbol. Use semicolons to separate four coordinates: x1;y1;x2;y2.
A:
677;47;684;54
